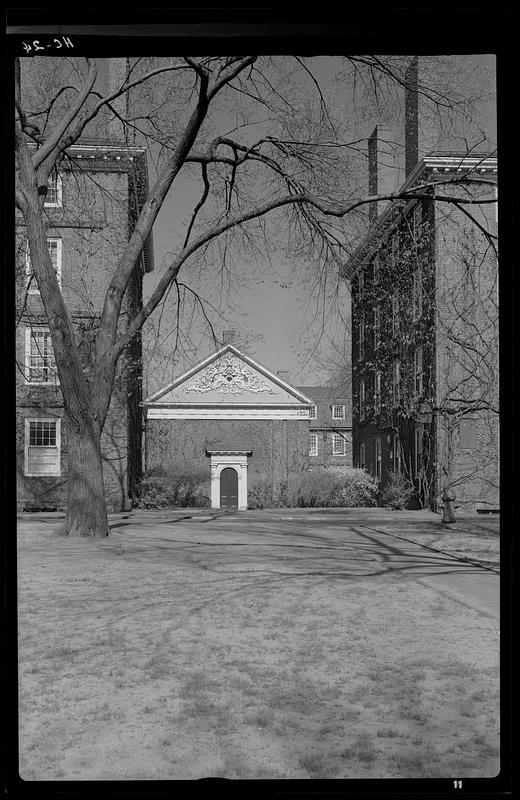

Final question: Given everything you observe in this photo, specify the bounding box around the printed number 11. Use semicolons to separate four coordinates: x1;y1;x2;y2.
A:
454;780;462;789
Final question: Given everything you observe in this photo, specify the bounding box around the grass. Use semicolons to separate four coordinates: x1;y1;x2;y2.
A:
16;512;500;781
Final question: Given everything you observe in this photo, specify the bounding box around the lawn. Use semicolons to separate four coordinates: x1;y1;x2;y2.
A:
17;513;500;781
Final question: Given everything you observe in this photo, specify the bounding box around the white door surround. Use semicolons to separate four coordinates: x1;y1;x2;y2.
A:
206;450;251;511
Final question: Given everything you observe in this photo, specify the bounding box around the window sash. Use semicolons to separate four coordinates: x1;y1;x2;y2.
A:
374;306;380;349
25;327;58;384
332;404;345;420
24;418;61;476
374;371;381;415
309;405;317;419
26;238;62;294
392;360;400;406
309;434;318;456
332;434;346;455
359;381;365;420
359;443;366;469
44;173;63;207
375;438;382;479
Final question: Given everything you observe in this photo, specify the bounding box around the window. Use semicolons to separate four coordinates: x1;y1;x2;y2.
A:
359;442;366;469
309;404;317;419
26;237;62;294
25;327;58;384
392;360;400;407
412;268;423;321
459;418;478;449
44;172;63;208
358;317;365;360
332;434;346;456
358;269;365;296
374;371;382;415
359;380;366;421
373;306;380;349
392;293;400;336
414;427;424;477
375;438;382;480
24;418;61;476
414;345;423;397
391;433;401;473
332;404;345;420
309;433;318;456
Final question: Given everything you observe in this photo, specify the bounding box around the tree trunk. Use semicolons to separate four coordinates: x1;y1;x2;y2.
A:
65;415;110;538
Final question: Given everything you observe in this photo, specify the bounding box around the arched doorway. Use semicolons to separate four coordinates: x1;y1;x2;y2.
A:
220;467;238;509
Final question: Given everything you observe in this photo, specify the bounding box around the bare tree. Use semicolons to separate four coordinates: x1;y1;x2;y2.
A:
15;54;497;536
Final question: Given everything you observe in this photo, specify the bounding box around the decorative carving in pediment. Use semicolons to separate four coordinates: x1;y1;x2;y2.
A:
185;353;274;395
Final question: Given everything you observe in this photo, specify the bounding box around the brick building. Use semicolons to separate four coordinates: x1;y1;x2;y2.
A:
295;385;352;468
344;93;498;509
16;142;153;511
144;343;352;510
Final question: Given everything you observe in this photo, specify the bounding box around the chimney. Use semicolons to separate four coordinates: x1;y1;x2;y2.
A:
404;56;419;177
222;330;236;346
277;370;290;382
368;125;399;224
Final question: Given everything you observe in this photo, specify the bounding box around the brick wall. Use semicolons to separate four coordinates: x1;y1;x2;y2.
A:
145;417;310;484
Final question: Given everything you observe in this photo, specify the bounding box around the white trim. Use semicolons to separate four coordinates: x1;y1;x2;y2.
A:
147;406;310;420
24;326;59;386
332;404;345;420
24;417;61;477
309;433;318;456
144;345;314;406
209;453;249;510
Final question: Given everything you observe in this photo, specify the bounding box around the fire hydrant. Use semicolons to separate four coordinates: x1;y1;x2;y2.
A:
442;488;456;523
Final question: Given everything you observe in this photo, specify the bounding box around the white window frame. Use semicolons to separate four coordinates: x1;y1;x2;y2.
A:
24;326;58;385
309;433;318;456
359;442;366;469
373;306;380;349
358;317;365;360
26;237;62;294
359;380;366;421
332;433;346;456
24;418;61;477
374;371;382;415
375;438;382;480
309;404;317;419
332;404;345;420
44;172;63;208
412;268;423;321
414;345;424;397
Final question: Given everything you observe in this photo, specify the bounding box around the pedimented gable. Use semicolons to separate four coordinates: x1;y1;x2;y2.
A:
144;346;313;407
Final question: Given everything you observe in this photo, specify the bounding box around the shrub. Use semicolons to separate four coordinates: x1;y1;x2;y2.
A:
248;473;287;509
284;467;378;508
137;463;210;509
329;467;379;507
378;469;415;509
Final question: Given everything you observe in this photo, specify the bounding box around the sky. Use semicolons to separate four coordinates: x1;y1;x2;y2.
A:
141;54;496;388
